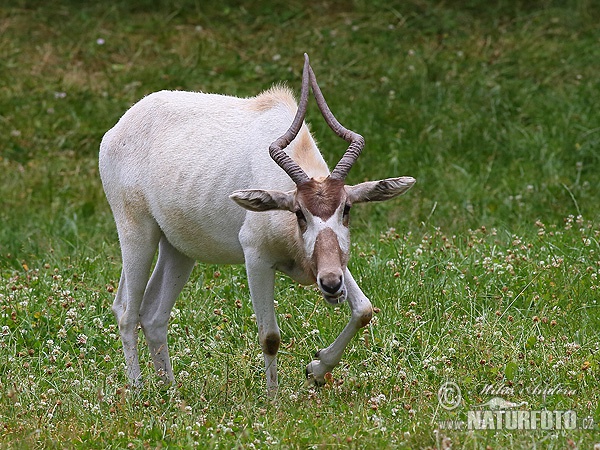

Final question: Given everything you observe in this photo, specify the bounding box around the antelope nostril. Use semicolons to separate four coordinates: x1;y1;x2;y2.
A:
319;275;343;295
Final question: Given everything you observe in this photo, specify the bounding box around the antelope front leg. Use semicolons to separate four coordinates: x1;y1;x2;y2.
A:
245;253;280;396
306;269;373;386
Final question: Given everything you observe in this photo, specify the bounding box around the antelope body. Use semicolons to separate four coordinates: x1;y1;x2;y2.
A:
99;54;415;392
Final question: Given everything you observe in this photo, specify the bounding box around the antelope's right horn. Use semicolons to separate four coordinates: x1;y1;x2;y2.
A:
268;54;311;185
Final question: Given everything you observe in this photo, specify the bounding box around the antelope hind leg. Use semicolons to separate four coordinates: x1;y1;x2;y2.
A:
139;235;195;384
112;220;162;388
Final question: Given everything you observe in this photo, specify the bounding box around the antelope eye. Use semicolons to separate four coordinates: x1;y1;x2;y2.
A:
295;209;306;223
342;204;351;226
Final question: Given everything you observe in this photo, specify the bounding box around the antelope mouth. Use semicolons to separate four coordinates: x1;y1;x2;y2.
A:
322;287;347;305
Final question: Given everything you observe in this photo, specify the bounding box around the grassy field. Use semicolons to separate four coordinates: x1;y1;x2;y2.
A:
1;0;599;448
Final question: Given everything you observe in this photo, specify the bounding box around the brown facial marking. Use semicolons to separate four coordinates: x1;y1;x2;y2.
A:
314;228;343;270
296;177;346;220
313;227;344;293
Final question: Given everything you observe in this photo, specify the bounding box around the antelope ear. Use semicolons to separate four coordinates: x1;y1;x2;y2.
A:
230;189;295;212
346;177;416;204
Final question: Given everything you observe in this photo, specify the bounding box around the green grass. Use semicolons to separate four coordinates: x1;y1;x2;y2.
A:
1;0;600;448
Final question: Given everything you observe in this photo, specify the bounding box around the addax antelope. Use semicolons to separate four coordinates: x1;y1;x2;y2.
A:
99;54;415;393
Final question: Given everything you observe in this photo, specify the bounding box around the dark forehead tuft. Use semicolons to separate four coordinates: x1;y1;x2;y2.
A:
297;177;346;219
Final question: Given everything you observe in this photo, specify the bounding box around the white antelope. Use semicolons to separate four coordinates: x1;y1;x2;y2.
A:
99;54;415;393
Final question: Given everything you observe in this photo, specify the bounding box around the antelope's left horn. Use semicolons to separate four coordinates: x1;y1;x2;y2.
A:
306;61;365;180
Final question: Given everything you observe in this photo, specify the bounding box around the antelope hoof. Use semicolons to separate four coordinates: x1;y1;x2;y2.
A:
266;385;279;399
305;359;327;387
128;376;144;390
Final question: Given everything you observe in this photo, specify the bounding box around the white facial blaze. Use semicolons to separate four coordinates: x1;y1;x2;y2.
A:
302;202;350;260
